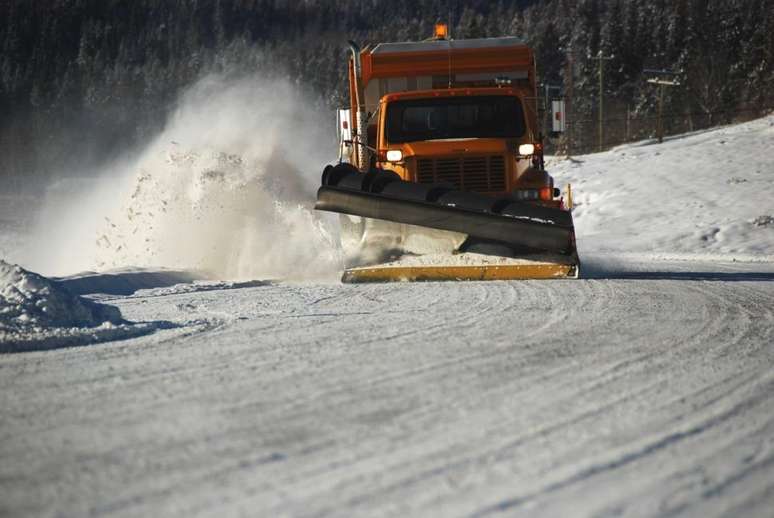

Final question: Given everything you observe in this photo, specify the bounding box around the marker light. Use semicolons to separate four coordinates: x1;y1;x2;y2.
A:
386;150;403;162
518;143;535;156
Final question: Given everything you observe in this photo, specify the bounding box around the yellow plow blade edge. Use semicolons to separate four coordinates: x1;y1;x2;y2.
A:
342;263;579;283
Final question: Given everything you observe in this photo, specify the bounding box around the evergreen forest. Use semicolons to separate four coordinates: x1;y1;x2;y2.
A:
1;0;773;182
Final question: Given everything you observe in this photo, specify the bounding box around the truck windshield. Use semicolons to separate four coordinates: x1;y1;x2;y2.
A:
385;96;525;143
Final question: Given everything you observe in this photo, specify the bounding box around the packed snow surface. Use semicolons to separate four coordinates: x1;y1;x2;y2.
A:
2;266;774;517
2;108;774;516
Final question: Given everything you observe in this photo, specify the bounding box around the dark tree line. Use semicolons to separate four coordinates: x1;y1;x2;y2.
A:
1;0;772;183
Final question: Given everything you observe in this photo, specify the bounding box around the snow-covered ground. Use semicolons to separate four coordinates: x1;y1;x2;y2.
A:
1;115;774;516
550;115;774;262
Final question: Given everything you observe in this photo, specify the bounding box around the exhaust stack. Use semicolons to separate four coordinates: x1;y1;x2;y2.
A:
348;40;369;173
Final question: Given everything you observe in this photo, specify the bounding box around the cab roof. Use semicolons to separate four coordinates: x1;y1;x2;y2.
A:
370;37;526;55
382;87;522;103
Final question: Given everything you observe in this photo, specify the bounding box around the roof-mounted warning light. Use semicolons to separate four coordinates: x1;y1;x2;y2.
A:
434;23;448;40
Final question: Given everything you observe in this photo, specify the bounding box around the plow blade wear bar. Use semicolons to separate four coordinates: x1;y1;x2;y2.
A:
315;164;576;255
342;263;579;283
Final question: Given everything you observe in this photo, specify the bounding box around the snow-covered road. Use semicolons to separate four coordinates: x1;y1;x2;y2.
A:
3;260;774;517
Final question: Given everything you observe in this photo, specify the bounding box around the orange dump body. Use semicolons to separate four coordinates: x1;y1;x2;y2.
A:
360;39;535;86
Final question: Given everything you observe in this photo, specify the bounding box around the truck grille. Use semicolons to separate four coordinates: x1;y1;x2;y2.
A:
416;155;506;192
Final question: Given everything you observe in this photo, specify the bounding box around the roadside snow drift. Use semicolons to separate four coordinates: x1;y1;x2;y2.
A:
0;260;156;352
549;114;774;262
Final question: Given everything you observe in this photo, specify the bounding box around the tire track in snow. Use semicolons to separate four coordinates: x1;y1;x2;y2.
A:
472;375;774;516
292;280;774;518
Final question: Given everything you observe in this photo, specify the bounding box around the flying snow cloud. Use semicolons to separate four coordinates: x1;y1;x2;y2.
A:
24;74;343;280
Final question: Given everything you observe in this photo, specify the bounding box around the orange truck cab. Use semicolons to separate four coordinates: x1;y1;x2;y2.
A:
341;26;561;208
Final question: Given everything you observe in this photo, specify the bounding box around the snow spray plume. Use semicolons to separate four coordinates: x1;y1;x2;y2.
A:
26;75;343;280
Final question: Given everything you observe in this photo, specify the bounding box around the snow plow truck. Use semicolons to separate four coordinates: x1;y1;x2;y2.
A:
315;24;579;282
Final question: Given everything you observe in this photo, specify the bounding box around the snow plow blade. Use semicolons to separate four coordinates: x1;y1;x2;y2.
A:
342;261;578;283
315;165;576;255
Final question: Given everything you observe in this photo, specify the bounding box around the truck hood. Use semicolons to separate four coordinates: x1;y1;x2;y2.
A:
400;138;514;158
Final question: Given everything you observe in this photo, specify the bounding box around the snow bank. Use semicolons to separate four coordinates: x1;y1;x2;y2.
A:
549;114;774;262
0;260;156;353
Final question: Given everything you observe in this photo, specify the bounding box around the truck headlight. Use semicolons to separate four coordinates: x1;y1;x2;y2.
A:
518;144;535;156
386;150;403;162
